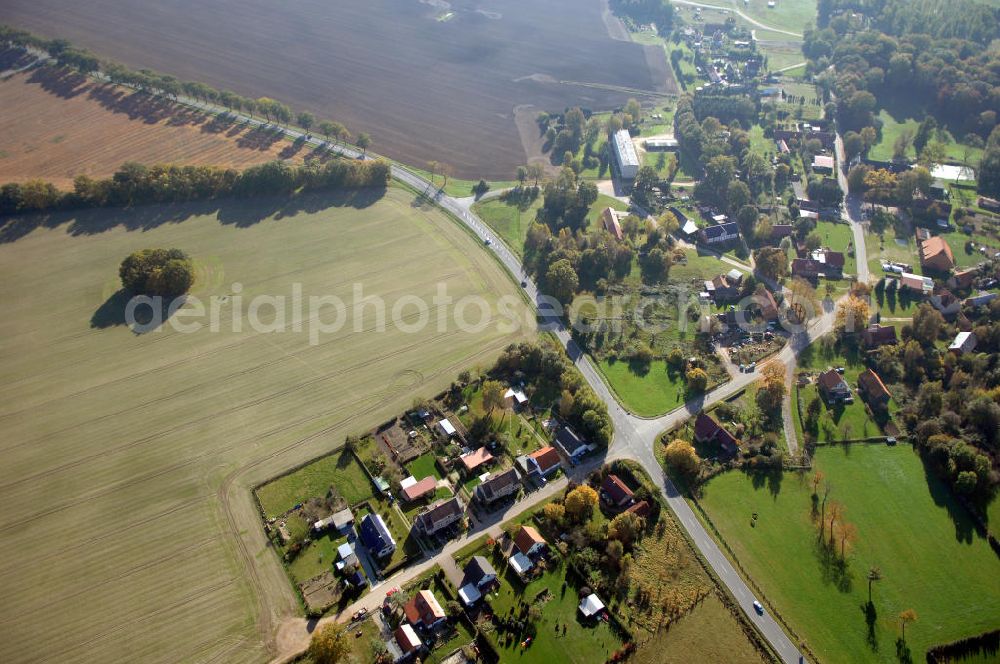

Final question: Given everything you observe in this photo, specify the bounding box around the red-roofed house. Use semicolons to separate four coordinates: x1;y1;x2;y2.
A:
514;525;547;557
403;589;447;629
948;268;978;290
601;474;634;507
626;500;652;518
527;446;561;477
401;476;437;503
920;236;955;272
459;447;494;474
817;369;850;403
601;207;624;241
693;413;739;458
857;369;891;407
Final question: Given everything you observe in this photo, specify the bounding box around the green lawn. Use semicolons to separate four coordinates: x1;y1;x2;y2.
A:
869;110;984;164
941;229;1000;269
696;444;1000;663
598;359;688;417
866;226;920;277
489;559;624;663
737;0;814;34
407;452;443;481
813;221;857;277
472;196;544;257
794;338;883;441
585;194;630;229
287;530;349;584
257;450;375;518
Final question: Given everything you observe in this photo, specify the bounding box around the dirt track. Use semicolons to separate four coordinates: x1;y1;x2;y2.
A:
0;0;676;179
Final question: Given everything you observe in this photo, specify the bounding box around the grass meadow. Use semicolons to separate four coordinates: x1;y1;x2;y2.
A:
696;444;1000;663
0;185;529;663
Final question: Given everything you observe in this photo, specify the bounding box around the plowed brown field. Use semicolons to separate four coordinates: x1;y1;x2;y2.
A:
0;66;316;188
0;0;676;179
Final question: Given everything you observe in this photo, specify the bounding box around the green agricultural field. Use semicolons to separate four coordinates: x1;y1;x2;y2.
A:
737;0;815;34
258;450;374;518
696;444;1000;663
0;185;529;663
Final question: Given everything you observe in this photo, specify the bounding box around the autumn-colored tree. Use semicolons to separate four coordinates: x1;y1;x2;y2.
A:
686;367;709;392
664;439;700;476
309;623;351;664
837;521;857;558
826;500;844;543
543;501;566;525
898;609;918;641
608;511;644;546
481;379;505;413
867;566;882;603
835;296;870;335
810;470;825;497
756;246;789;281
564;485;599;521
786;278;820;324
756;362;787;413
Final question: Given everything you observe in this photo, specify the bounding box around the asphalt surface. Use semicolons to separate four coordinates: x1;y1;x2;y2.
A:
145;93;824;662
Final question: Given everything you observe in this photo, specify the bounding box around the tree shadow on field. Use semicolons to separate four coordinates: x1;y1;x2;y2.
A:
25;65;89;99
813;536;853;593
91;289;180;333
746;466;784;498
0;187;386;242
921;455;978;544
862;600;879;653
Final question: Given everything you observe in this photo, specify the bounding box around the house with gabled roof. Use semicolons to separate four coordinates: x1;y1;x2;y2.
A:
413;496;464;536
817;369;850;403
601;474;634;507
403;589;447;629
858;369;891;407
920;236;955;272
513;525;547;557
520;446;561;478
459;447;494;474
359;513;396;559
473;467;521;505
862;324;897;349
692;413;738;458
555;427;589;460
394;624;423;658
400;476;437;503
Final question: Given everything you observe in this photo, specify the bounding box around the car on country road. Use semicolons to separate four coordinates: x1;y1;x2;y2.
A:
484;236;492;246
753;600;764;615
352;608;368;621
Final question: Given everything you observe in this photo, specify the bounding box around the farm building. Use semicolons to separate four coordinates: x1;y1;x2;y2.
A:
601;207;625;241
612;129;640;179
930;289;961;317
400;476;437;502
643;137;678;150
920;236;955;272
811;249;845;277
359;513;396;558
966;292;997;307
403;589;447;629
949;331;977;354
626;500;652;517
473;467;521;505
704;269;744;302
753;287;780;321
699;222;741;245
413;496;464;536
948;268;978;290
899;272;934;295
601;474;634;507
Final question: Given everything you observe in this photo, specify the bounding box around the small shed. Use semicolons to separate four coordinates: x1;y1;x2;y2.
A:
437;418;457;438
579;594;606;618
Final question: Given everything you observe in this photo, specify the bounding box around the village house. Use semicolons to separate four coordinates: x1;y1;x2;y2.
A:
948;268;978;291
700;222;741;246
792;258;821;279
899;272;934;295
400;476;437;503
949;331;977;354
600;474;634;508
693;412;739;458
754;287;780;321
770;224;794;241
812;155;835;174
704;269;744;302
554;426;589;461
811;248;845;278
518;445;561;479
817;369;851;403
513;524;547;557
503;387;528;409
862;324;897;349
403;589;447;629
920;236;956;272
393;624;423;660
626;500;652;518
359;512;396;559
413;496;464;536
858;368;891;408
930;288;962;317
473;467;521;505
458;555;498;606
459;447;494;475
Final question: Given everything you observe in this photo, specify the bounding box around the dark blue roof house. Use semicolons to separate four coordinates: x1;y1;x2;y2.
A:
360;513;396;559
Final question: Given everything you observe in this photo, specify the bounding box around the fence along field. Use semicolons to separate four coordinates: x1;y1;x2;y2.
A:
0;185;530;663
0;0;675;179
0;64;315;188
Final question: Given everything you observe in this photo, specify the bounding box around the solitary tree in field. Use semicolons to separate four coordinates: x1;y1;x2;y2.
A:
297;112;315;134
838;521;857;558
356;132;371;154
426;160;439;182
308;622;351;664
481;379;505;414
119;248;194;297
898;609;917;642
810;470;825;497
516;165;528;186
867;566;882;603
440;163;454;187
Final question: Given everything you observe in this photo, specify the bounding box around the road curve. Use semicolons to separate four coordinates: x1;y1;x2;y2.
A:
142;92;811;663
671;0;804;38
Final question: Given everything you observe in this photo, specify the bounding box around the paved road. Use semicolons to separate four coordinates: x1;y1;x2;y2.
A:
834;134;870;284
146;88;820;663
672;0;804;37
